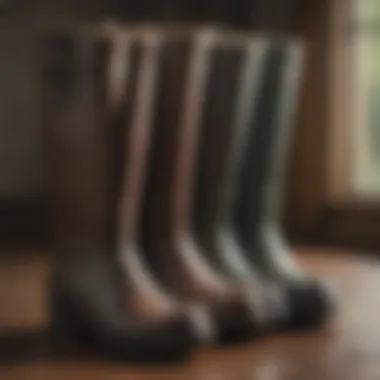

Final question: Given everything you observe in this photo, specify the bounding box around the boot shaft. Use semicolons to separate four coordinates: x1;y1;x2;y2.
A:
232;41;304;250
139;30;214;248
192;36;268;249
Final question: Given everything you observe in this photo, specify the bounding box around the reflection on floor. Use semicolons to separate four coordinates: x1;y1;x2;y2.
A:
1;248;380;380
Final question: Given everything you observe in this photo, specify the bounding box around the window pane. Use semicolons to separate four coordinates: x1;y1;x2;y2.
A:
353;33;380;192
357;0;380;24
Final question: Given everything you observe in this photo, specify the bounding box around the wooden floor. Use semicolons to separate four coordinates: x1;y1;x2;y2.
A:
1;248;380;379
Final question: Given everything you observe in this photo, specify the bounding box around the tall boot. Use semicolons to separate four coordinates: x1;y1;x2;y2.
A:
139;28;261;345
230;40;334;328
105;25;214;344
192;34;288;328
41;29;193;362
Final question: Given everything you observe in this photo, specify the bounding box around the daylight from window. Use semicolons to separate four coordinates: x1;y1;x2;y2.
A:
354;0;380;192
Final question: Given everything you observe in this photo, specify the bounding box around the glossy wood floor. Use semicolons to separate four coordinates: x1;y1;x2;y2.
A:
1;248;380;379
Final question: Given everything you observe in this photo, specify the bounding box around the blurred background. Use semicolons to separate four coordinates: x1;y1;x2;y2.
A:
1;0;380;378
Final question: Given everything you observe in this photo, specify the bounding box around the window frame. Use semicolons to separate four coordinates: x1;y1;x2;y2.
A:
284;0;380;250
322;0;380;249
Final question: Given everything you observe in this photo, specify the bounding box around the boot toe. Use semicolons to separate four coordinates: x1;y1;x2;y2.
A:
211;298;258;345
285;279;335;330
261;283;290;331
143;316;195;364
103;315;194;364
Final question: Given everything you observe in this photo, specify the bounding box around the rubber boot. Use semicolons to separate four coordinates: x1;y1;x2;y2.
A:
231;39;335;329
42;29;193;363
192;34;289;331
139;28;260;345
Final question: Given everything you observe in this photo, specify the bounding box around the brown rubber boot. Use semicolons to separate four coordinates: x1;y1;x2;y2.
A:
104;24;214;344
139;28;260;345
42;28;193;363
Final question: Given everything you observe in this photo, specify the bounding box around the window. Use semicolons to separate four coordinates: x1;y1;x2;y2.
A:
314;0;380;249
345;0;380;194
